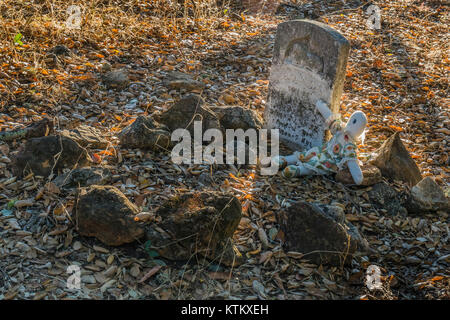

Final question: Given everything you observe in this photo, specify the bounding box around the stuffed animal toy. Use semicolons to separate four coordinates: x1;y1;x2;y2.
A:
273;100;368;185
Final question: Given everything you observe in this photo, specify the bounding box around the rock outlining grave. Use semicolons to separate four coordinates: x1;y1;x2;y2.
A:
53;167;110;189
75;185;144;246
0;117;53;142
370;132;422;186
336;164;382;186
118;116;172;151
12;135;91;177
211;105;263;131
60;125;109;149
265;20;350;150
157;94;221;136
278;202;369;266
406;177;449;214
162;71;205;92
145;192;243;266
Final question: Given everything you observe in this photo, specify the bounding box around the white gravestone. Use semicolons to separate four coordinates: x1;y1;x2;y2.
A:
265;20;350;150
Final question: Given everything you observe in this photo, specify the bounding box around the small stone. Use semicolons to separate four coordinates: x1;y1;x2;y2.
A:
368;182;407;216
406;177;449;214
73;241;82;250
336;164;382;186
101;69;129;90
50;45;71;56
118;116;171;151
53;167;110;189
130;265;140;278
370;132;422;186
162;71;205;91
81;275;96;284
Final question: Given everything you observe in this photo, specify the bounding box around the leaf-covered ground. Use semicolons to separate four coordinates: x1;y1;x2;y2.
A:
0;0;448;300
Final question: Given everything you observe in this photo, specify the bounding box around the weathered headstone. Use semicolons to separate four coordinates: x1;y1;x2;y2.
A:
265;20;350;150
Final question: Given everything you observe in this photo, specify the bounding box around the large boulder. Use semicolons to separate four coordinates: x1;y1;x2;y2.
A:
118;116;172;151
60;125;109;149
145;192;243;266
12;135;91;177
157;94;221;136
370;132;422;186
336;164;382;186
277;202;369;266
75;185;144;246
210;105;263;130
406;177;449;214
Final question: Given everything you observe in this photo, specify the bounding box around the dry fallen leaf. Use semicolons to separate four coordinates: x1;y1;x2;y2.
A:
138;265;162;283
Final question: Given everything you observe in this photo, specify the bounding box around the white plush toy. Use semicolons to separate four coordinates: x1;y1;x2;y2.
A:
274;100;368;185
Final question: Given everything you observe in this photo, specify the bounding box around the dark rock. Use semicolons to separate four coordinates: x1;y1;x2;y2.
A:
53;167;110;189
118;116;171;151
162;71;205;91
157;94;221;136
210;105;263;130
198;172;214;186
75;185;144;246
406;177;449;214
368;182;408;216
50;45;71;56
145;192;243;266
278;202;369;266
101;69;129;90
370;132;422;186
0;117;54;142
336;164;382;186
12;135;90;177
60;125;109;149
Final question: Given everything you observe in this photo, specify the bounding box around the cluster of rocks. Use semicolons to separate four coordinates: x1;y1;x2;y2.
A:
7;92;261;267
74;186;243;266
118;93;263;152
